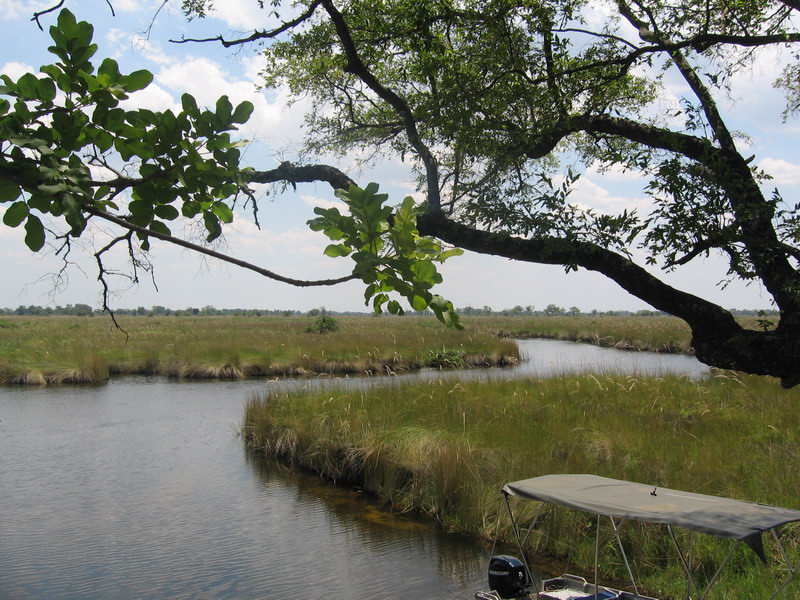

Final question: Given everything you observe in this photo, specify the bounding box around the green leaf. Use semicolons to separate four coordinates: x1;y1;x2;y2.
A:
203;211;221;242
36;77;57;102
215;95;233;126
323;243;352;257
181;93;198;115
410;293;429;311
123;69;153;93
16;73;40;99
182;201;201;218
411;260;437;284
211;201;233;223
3;201;28;227
0;180;21;202
149;220;171;237
24;214;45;251
387;300;403;314
154;204;179;220
231;100;254;124
137;231;150;252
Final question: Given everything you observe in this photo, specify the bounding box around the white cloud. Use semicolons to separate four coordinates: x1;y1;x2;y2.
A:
586;162;646;183
122;81;179;112
759;158;800;186
152;56;308;146
123;34;176;66
1;61;35;79
300;194;347;211
0;1;51;19
569;176;649;214
202;0;283;31
114;0;148;11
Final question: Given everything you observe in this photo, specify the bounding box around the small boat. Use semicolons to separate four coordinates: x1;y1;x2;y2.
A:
474;474;800;600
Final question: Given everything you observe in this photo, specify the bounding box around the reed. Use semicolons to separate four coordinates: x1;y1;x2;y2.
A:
243;371;800;599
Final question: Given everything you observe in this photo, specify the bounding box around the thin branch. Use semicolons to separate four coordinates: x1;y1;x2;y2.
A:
31;1;114;30
31;1;65;30
170;0;323;47
85;206;358;287
553;27;639;49
144;1;168;40
95;231;135;335
618;0;737;151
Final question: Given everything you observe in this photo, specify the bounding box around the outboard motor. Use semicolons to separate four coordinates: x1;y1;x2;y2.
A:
487;555;530;598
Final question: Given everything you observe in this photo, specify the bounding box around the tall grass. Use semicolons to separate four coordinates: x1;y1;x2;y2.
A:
243;371;800;599
0;315;517;384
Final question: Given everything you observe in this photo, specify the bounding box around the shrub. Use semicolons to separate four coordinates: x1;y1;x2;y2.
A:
306;314;339;334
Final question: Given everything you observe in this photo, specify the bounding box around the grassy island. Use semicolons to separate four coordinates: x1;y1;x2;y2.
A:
0;314;518;384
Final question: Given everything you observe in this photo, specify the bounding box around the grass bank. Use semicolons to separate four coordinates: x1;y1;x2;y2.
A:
492;315;694;352
243;372;800;599
0;315;518;384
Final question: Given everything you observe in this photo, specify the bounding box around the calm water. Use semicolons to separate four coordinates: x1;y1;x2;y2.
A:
0;340;707;599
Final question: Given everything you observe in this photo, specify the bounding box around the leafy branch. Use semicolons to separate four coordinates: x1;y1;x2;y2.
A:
309;183;463;327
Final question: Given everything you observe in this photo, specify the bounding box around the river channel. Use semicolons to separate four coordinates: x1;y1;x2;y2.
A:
0;340;708;599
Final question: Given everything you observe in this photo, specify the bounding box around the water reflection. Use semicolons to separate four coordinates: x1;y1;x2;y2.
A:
246;458;487;598
514;339;709;379
0;377;487;600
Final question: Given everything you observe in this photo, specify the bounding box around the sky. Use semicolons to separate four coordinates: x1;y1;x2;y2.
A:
1;0;798;314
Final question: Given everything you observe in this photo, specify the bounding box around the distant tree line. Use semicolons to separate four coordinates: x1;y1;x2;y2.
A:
1;304;777;318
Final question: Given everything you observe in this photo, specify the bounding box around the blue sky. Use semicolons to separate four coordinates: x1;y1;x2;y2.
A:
1;0;798;313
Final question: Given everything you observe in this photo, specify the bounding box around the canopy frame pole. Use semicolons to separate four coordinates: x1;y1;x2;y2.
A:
609;516;639;596
667;524;701;599
766;528;799;600
667;525;740;600
520;504;542;550
503;491;539;593
698;540;739;600
686;531;694;600
594;514;600;600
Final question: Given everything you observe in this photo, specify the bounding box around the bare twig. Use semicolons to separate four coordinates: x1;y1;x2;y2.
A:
31;1;65;30
170;0;323;47
31;1;115;30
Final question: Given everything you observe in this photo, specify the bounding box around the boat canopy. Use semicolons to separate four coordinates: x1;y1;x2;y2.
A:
503;474;800;560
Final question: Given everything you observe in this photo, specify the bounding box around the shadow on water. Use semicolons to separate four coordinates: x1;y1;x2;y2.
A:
245;455;490;596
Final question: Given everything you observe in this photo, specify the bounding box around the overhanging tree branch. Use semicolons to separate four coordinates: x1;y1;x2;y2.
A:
86;206;358;288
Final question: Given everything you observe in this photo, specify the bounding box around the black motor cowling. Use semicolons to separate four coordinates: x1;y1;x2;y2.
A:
487;555;530;598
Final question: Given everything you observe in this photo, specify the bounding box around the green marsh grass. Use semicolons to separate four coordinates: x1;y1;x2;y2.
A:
243;371;800;599
0;315;518;384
